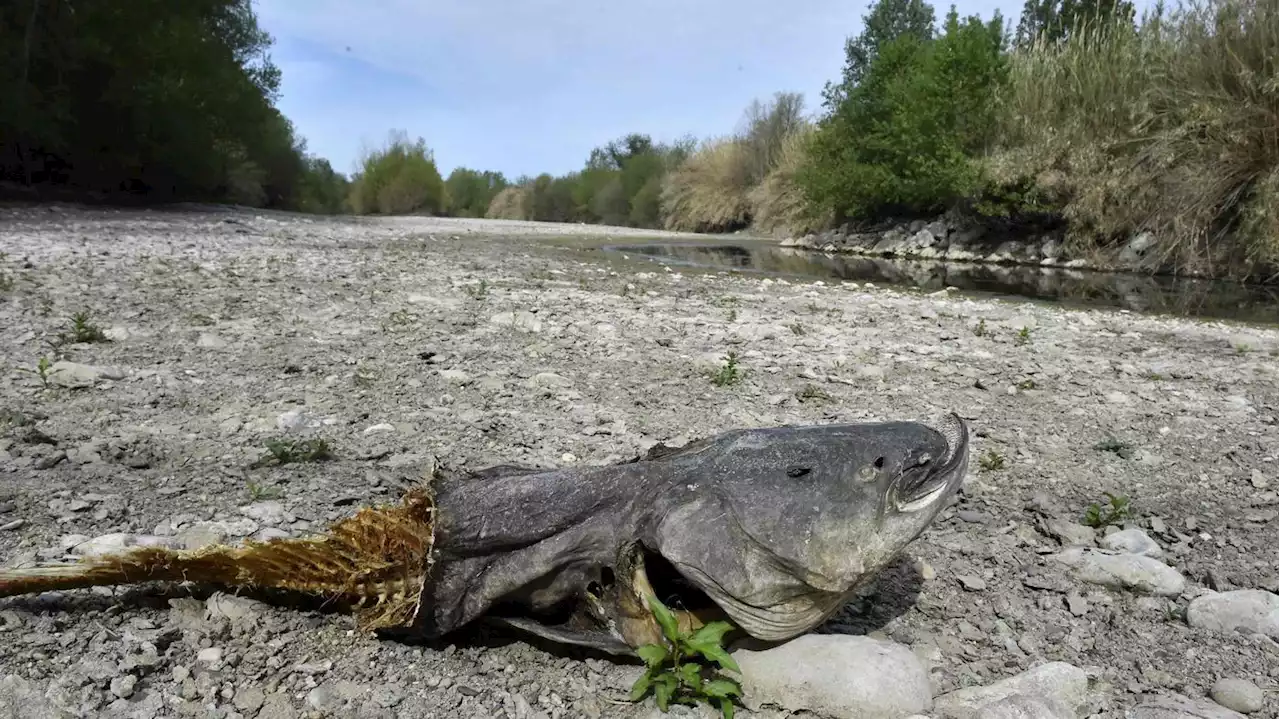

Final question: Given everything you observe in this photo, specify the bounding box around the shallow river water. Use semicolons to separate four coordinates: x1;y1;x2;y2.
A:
598;239;1279;325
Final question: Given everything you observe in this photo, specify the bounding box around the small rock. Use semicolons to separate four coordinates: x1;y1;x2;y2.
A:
233;686;267;713
0;520;24;531
529;372;573;389
196;647;224;666
362;423;396;435
1100;528;1163;558
958;575;987;591
1065;593;1088;616
71;533;135;557
110;675;137;699
240;501;288;526
1053;547;1185;596
48;361;125;388
1128;693;1249;718
978;694;1075;719
1210;678;1264;714
732;634;932;718
933;662;1087;719
1249;470;1267;489
1187;590;1280;639
1044;518;1095;547
439;369;471;385
196;332;228;349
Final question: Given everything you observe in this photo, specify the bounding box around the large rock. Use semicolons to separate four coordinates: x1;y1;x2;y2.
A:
980;694;1076;719
48;361;126;388
732;634;932;718
1186;590;1280;639
1053;547;1185;596
933;662;1088;719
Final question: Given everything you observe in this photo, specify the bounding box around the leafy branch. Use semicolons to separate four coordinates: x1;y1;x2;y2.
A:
629;593;743;717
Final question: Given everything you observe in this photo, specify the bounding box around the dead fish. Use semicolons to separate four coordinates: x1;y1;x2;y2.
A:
0;413;970;655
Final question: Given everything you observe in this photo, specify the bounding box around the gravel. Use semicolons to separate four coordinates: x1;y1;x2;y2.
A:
0;205;1277;718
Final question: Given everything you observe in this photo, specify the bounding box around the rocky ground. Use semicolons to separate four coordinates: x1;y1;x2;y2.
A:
0;204;1276;719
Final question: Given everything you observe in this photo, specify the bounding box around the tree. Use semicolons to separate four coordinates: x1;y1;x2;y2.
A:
1013;0;1136;46
822;0;937;109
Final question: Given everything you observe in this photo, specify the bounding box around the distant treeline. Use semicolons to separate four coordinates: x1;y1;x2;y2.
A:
1;0;1273;279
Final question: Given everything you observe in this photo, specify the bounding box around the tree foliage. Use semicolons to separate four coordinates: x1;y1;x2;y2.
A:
800;1;1009;221
0;0;343;210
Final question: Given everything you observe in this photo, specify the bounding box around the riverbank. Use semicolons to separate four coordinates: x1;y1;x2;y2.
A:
0;206;1276;718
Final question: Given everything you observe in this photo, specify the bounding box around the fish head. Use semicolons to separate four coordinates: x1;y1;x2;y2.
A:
639;412;970;643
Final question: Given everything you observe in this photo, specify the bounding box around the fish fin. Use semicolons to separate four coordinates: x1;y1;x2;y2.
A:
0;486;438;632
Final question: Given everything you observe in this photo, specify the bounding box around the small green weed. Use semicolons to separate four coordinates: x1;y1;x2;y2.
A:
788;322;806;336
710;352;743;387
796;383;832;404
247;481;282;501
253;438;334;467
59;311;109;344
979;449;1006;471
629;593;743;718
972;319;987;336
1083;491;1132;528
1017;378;1037;390
725;308;738;322
1015;326;1032;345
464;279;489;300
1093;436;1135;459
16;357;54;389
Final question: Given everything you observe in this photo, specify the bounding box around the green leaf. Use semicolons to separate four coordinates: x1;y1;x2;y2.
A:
679;661;704;690
686;640;741;674
703;678;743;699
628;671;653;702
636;643;669;669
645;593;682;645
719;697;736;719
686;620;735;649
654;674;677;711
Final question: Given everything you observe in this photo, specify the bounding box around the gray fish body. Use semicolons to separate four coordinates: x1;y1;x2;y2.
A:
415;413;971;652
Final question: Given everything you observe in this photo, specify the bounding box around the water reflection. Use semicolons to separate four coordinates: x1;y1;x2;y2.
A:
604;242;1278;324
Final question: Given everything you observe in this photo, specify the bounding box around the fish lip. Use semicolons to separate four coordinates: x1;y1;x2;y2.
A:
892;413;970;511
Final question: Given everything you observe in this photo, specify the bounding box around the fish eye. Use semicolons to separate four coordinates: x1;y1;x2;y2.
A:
858;465;877;482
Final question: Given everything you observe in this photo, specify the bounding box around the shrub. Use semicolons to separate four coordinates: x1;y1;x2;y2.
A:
349;131;445;215
747;126;831;235
989;0;1278;277
485;186;531;220
798;6;1008;222
660;139;755;232
444;168;508;218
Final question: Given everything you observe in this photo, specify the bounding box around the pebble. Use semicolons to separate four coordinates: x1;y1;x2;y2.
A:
932;662;1087;719
1052;547;1185;596
439;368;471;384
0;520;24;531
1187;590;1280;639
110;674;137;699
1044;518;1095;547
1211;678;1263;714
197;332;228;348
958;574;987;591
47;361;125;388
197;647;224;666
363;423;396;434
732;634;932;718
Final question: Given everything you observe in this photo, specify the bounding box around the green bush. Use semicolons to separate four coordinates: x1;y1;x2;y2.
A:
349;131;445;215
798;3;1008;221
444;167;508;217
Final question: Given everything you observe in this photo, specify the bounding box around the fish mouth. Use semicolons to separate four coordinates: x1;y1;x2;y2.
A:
890;413;969;513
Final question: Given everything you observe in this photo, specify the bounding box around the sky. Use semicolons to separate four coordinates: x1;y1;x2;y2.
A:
254;0;1055;181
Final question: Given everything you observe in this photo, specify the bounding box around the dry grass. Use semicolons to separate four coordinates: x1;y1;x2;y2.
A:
747;127;832;236
485;186;532;220
988;0;1278;278
659;138;755;232
660;93;814;234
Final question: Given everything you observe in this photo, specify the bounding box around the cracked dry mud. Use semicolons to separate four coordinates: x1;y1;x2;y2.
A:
0;205;1276;719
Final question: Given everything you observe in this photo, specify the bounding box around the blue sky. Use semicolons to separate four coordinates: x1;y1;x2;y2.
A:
254;0;1061;180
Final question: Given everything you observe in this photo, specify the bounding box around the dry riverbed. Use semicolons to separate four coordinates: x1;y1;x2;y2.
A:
0;205;1276;719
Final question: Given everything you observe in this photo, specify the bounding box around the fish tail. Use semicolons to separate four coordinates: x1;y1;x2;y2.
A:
0;486;438;632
